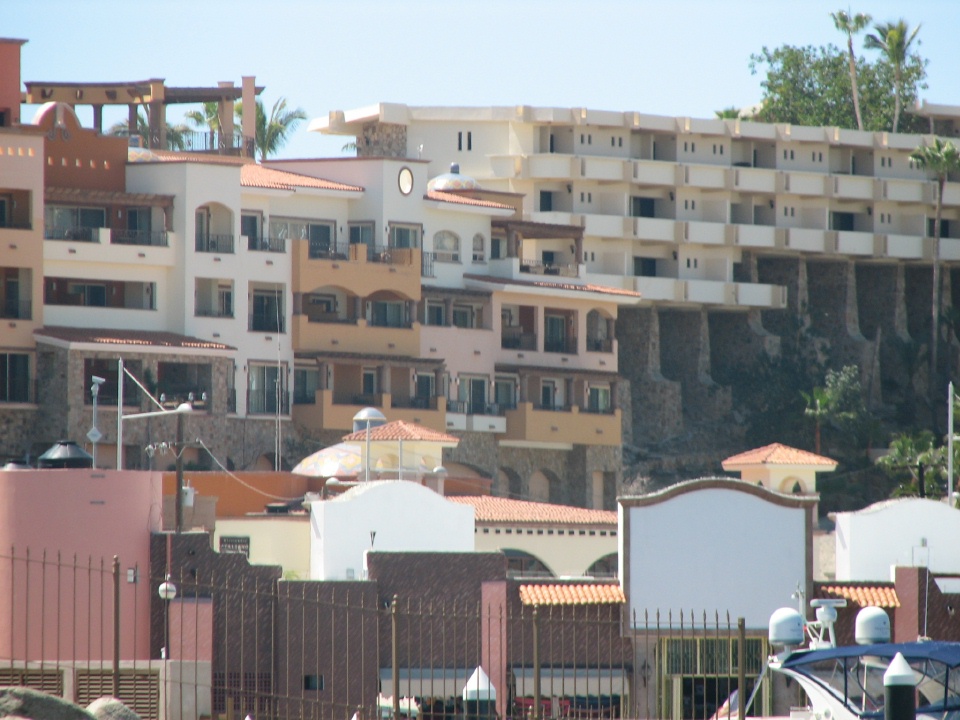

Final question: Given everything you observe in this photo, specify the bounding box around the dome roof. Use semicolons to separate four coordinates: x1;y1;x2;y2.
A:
427;162;479;192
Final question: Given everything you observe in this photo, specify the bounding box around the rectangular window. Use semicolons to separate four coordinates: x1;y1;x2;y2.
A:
415;373;435;402
241;213;260;247
494;377;516;411
540;380;557;409
467;131;472;151
544;314;567;352
458;131;463;151
452;305;477;329
472;234;485;262
587;386;611;413
458;376;487;415
307;222;334;258
303;675;324;692
371;300;404;328
218;284;233;317
362;369;377;396
389;224;420;249
293;368;319;405
539;191;553;212
631;197;655;218
348;222;374;245
251;289;284;333
0;353;30;402
425;301;446;326
248;363;286;414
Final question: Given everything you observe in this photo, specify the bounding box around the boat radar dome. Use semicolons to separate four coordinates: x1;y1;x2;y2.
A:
769;607;805;648
855;606;891;645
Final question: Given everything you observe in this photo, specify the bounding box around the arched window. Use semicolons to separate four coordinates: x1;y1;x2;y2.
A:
472;233;485;262
433;230;460;262
503;549;553;579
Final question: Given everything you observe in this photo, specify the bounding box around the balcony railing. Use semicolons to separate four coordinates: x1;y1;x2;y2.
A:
195;307;233;319
501;327;537;350
45;225;97;242
587;338;614;353
0;299;31;320
195;234;235;253
390;396;438;410
248;236;286;253
365;244;401;264
307;240;347;260
544;336;578;354
368;317;412;329
534;402;572;412
247;388;290;416
156;388;209;411
446;400;509;416
581;403;615;415
520;260;578;277
421;251;436;277
249;313;285;333
0;221;32;231
112;229;169;247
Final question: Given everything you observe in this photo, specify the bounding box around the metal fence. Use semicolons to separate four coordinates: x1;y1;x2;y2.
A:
0;546;766;720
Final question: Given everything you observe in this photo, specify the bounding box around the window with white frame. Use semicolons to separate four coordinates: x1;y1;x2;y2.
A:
452;304;481;329
433;230;460;262
587;385;611;413
349;222;374;245
472;233;485;262
425;300;446;326
389;224;420;249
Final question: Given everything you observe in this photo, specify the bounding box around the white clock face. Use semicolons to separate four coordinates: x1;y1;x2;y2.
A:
398;167;414;195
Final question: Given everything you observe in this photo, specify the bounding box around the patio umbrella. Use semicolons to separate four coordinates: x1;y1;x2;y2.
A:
291;442;362;477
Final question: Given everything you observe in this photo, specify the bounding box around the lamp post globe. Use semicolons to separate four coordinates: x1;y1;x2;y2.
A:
353;407;386;483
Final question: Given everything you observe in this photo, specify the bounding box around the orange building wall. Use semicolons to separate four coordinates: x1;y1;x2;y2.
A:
0;40;25;126
35;103;127;191
162;471;325;518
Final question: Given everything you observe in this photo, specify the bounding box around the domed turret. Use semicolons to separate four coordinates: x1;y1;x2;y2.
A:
427;162;480;192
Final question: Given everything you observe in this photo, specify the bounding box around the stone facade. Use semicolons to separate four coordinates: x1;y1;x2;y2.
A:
357;121;407;158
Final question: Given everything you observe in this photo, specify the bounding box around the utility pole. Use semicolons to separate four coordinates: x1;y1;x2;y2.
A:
175;411;184;534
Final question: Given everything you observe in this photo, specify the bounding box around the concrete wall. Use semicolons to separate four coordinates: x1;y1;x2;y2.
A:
621;480;814;627
310;481;474;580
834;498;960;581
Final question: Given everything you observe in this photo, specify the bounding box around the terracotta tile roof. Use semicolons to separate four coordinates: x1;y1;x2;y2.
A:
447;496;617;526
425;190;513;210
519;583;625;606
464;274;642;298
46;186;174;207
341;419;460;444
128;149;249;165
820;584;900;608
241;164;363;193
34;326;235;351
722;442;837;468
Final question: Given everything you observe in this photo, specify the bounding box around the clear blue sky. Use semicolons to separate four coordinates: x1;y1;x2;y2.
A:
7;0;959;159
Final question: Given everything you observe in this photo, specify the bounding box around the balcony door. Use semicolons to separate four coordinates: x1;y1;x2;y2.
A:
545;314;566;352
459;377;487;415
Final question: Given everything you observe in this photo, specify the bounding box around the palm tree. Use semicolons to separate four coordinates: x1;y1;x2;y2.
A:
864;19;921;133
878;430;945;498
109;109;190;151
831;9;872;131
714;107;741;120
185;101;223;150
236;97;307;162
802;387;832;455
911;138;960;410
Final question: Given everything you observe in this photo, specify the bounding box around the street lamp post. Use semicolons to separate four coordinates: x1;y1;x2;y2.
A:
88;376;105;467
125;402;194;532
353;407;386;483
157;574;177;659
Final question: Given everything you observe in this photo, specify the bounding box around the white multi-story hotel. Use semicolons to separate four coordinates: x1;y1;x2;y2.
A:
314;102;960;442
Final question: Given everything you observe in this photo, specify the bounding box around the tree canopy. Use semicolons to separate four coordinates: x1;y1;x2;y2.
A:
749;40;927;132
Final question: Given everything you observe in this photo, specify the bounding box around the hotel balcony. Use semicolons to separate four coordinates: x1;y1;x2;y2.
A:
632;159;677;186
582;213;633;239
293;241;421;300
628;275;787;309
43;227;177;266
679;220;727;246
727;166;777;193
632;217;679;243
779;171;828;196
731;224;780;249
525;154;580;179
679;164;726;190
783;227;829;253
444;400;508;433
502;402;621;447
579;156;629;182
293;389;446;433
292;315;420;356
828;175;874;201
877;179;928;204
